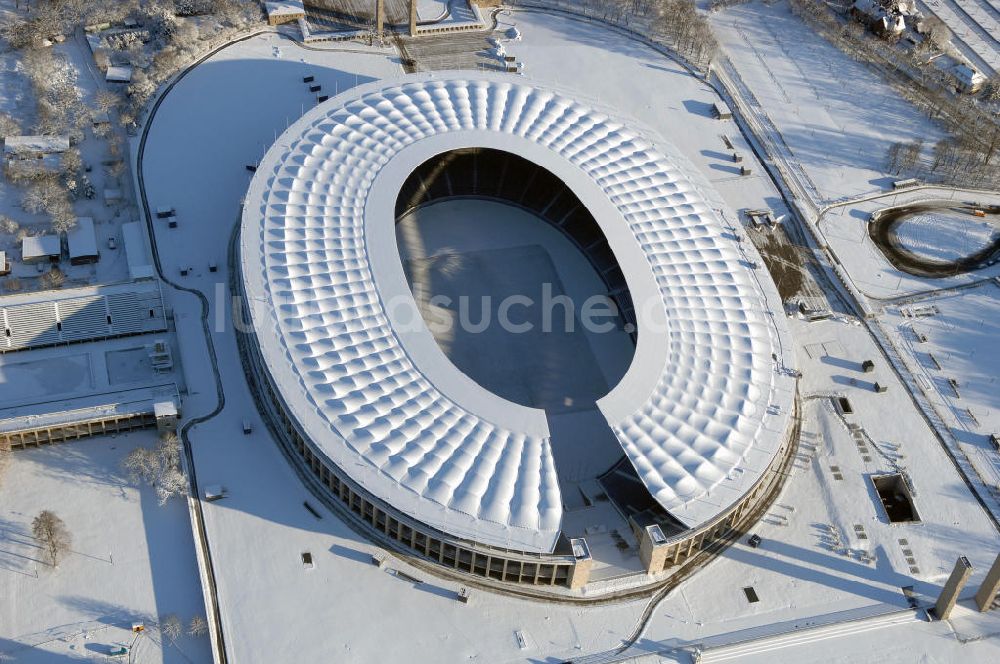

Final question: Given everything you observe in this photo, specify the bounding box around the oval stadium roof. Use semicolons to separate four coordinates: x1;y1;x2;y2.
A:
240;73;796;553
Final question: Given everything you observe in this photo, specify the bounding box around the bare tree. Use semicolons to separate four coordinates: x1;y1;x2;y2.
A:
188;615;208;637
20;172;78;234
122;446;159;484
885;141;903;174
213;0;259;28
650;0;717;69
921;16;952;51
141;3;179;43
842;19;865;42
40;267;66;289
50;202;77;233
94;90;122;114
121;434;188;505
982;124;1000;166
118;107;137;129
985;76;1000;103
22;178;64;214
155;434;187;505
61;147;82;174
161;614;183;642
0;215;19;235
126;69;155;108
0;16;40;49
172;18;200;50
108;135;124;159
898;139;923;173
22;45;85;141
32;510;72;567
93;121;113;139
0;113;21;140
93;49;111;72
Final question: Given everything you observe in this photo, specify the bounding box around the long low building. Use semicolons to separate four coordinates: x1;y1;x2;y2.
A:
3;135;70;159
0;280;167;352
0;388;179;449
238;73;796;589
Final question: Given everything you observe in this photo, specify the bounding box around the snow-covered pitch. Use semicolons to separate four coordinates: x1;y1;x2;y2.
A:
239;73;795;554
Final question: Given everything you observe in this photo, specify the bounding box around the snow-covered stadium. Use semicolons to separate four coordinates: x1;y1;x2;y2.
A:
237;73;798;591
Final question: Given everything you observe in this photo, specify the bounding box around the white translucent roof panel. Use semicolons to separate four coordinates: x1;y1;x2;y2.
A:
241;73;795;552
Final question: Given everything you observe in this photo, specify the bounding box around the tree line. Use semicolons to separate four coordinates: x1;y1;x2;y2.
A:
787;0;1000;188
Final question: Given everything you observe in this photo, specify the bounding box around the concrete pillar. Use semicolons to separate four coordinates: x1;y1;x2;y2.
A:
375;0;385;36
639;525;670;574
975;553;1000;612
934;556;973;620
409;0;418;37
567;538;592;590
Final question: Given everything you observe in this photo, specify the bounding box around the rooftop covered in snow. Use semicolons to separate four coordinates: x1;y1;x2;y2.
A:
105;65;133;83
3;135;70;157
21;234;61;261
264;0;305;25
67;217;99;262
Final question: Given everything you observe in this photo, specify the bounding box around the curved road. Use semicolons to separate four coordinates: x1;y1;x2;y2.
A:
868;202;1000;277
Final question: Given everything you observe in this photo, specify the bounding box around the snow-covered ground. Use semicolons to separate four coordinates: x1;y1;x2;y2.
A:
882;281;1000;496
891;210;999;264
140;36;400;283
0;432;210;663
626;314;1000;661
711;1;945;205
818;187;1000;301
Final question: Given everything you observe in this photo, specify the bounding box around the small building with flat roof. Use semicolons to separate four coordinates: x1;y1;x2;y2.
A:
3;135;70;159
264;1;305;25
3;136;70;179
104;188;122;205
954;64;986;94
21;235;61;263
122;222;155;280
154;400;179;433
67;217;99;265
105;66;133;83
0;250;9;275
